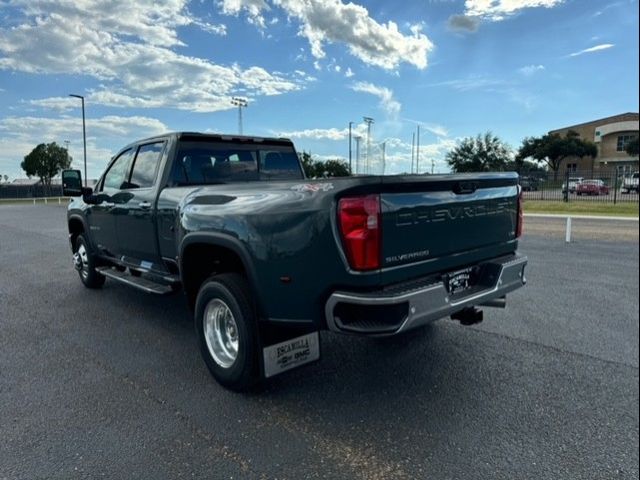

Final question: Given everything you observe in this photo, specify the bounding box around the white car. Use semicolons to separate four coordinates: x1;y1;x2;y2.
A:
621;172;639;193
562;177;584;193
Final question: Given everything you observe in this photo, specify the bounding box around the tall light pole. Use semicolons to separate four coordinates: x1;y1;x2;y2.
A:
231;97;248;135
348;121;353;174
363;117;374;174
416;125;421;174
354;136;362;175
411;132;415;174
69;94;87;186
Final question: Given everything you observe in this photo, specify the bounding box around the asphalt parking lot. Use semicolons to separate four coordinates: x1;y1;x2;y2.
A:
1;205;638;480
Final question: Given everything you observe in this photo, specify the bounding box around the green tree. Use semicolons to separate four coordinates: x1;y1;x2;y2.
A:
446;132;512;173
517;130;597;180
315;159;350;177
300;151;351;178
21;142;72;192
625;136;639;156
505;159;547;174
300;151;317;178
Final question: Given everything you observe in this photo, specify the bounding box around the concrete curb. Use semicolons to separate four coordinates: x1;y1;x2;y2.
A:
525;213;639;222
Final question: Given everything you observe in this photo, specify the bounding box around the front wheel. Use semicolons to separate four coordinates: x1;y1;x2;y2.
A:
195;273;260;391
73;235;105;289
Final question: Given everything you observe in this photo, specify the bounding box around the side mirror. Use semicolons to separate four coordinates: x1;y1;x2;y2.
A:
62;170;83;197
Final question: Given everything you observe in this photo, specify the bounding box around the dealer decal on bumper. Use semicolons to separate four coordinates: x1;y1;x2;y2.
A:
262;332;320;378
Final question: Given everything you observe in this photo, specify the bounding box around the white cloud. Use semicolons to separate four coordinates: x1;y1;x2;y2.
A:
191;19;228;36
568;43;615;57
344;67;354;78
0;114;169;178
219;0;433;70
29;96;81;112
220;0;270;28
278;127;351;141
423;124;449;137
464;0;565;21
0;1;308;112
428;76;507;92
518;64;545;76
351;82;401;118
12;0;193;47
0;115;168;140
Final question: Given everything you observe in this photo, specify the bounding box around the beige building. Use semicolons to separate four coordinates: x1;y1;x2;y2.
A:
549;112;639;175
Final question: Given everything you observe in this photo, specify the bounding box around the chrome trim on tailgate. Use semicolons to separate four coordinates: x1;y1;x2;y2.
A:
325;254;527;335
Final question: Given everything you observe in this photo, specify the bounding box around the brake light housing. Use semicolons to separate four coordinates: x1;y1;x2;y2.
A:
338;194;381;271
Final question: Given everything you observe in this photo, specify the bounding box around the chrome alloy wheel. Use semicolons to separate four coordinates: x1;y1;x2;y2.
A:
74;243;89;279
203;299;239;369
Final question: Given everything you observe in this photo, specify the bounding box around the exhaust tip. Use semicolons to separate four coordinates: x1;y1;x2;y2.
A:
481;296;507;309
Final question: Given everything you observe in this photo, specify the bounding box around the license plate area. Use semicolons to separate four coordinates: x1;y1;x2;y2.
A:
444;266;480;297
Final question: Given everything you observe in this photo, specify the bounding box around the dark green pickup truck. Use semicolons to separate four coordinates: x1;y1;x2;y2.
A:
63;132;527;390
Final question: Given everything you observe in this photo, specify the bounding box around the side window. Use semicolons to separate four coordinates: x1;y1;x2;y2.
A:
130;142;164;188
103;149;134;190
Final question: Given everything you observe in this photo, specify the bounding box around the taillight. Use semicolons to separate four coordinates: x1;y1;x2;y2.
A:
338;194;381;271
516;187;524;238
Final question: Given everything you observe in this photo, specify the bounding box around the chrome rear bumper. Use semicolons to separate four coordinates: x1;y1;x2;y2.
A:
325;254;527;335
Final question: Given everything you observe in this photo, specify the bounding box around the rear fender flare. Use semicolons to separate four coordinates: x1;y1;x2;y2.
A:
178;232;263;313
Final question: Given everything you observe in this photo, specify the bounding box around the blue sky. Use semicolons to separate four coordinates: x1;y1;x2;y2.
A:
0;0;638;179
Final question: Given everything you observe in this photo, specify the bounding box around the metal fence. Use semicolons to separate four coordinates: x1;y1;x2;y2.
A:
2;170;638;205
0;184;63;199
520;169;639;204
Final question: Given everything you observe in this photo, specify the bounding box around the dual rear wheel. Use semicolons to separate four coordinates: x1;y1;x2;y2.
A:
195;273;260;391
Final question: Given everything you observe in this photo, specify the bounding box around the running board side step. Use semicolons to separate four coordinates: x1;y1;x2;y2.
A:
96;267;174;295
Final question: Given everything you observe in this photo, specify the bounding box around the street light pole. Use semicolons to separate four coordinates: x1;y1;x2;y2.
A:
363;117;374;174
416;125;420;174
354;136;362;175
231;97;248;135
411;132;415;174
348;121;353;174
69;94;87;186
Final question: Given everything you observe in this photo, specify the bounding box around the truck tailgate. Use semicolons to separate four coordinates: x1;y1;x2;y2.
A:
379;174;519;271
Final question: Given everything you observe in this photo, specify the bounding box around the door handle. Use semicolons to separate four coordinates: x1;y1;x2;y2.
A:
139;201;151;209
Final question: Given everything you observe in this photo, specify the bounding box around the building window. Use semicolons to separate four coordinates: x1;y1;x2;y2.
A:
566;163;577;172
616;134;638;152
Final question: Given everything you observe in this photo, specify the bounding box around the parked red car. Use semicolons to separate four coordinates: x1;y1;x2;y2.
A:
576;180;609;196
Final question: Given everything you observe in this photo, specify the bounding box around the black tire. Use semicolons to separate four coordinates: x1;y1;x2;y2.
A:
195;273;260;391
74;235;105;289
